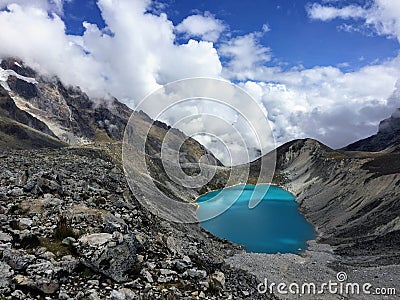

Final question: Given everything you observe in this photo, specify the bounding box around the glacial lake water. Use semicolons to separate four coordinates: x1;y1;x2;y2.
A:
196;184;316;253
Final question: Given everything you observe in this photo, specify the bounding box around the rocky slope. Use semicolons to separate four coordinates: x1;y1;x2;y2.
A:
1;57;127;144
0;58;221;166
0;84;67;150
0;146;274;299
275;139;399;265
0;58;271;299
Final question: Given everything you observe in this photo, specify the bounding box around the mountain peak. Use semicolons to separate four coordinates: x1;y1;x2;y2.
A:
0;57;37;78
378;108;400;134
343;108;400;152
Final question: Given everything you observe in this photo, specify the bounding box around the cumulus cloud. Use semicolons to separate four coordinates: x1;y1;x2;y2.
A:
307;0;400;41
0;0;399;160
78;0;222;104
242;57;400;148
0;0;68;15
219;32;272;80
175;11;226;42
0;0;222;106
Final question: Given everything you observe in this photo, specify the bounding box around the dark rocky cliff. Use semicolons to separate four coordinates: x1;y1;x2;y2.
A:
343;108;400;152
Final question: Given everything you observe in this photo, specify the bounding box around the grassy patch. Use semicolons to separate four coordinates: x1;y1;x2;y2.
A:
362;153;400;176
81;266;94;278
79;193;91;200
54;216;81;240
94;128;114;143
8;203;29;215
39;237;72;257
326;150;347;160
93;196;106;205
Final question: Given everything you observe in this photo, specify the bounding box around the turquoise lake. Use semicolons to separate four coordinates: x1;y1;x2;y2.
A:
196;184;316;253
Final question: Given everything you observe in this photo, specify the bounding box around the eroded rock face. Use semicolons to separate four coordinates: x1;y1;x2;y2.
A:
77;232;139;282
211;271;226;290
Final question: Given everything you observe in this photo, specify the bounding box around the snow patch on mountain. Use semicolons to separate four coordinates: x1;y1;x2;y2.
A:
0;66;37;91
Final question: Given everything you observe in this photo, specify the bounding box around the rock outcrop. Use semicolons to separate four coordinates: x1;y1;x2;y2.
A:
77;232;139;282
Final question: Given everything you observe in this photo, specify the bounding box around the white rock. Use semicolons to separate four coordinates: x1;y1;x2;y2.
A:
141;269;153;283
79;233;112;247
110;290;125;300
19;218;33;229
211;271;225;289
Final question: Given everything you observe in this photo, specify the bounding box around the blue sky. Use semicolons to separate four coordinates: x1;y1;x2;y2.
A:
169;0;398;70
62;0;399;72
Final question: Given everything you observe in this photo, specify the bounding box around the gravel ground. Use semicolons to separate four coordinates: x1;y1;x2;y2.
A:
226;240;400;299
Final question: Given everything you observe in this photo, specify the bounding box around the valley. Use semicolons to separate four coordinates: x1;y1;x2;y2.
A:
0;58;399;299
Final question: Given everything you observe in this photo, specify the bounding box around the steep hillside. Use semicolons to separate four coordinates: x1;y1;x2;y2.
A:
0;85;56;138
0;116;67;150
0;58;221;166
0;85;66;149
246;138;400;265
1;57;136;144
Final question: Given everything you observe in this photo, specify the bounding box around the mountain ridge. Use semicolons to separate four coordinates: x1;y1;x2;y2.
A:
0;57;222;166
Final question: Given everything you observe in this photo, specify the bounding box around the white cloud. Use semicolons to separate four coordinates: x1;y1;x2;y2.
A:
80;0;223;104
0;0;68;15
0;0;399;159
175;11;226;42
0;4;108;97
308;0;400;42
219;32;272;80
307;3;366;21
262;23;271;33
241;57;400;148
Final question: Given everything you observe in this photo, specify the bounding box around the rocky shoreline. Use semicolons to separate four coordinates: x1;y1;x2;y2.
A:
227;240;400;300
233;138;400;299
